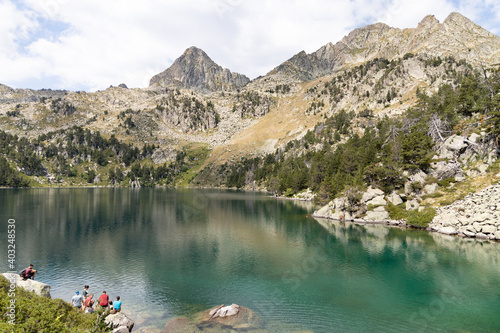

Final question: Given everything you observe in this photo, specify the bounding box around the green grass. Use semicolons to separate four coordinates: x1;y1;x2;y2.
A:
177;145;211;187
422;192;444;199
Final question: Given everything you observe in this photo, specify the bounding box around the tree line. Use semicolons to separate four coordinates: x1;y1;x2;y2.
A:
222;64;500;204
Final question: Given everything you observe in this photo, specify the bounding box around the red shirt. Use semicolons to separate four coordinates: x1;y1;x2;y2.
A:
98;294;109;306
86;297;93;307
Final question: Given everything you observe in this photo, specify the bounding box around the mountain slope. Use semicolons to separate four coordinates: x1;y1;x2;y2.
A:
149;46;250;92
268;12;500;81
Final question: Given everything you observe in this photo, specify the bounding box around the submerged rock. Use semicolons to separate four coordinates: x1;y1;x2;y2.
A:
2;273;51;298
162;304;268;332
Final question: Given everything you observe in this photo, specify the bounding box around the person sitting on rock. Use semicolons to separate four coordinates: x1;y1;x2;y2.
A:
108;300;114;313
97;291;109;309
85;294;95;314
112;296;122;313
22;264;37;280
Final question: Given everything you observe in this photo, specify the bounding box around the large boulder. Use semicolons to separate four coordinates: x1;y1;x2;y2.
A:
105;312;135;332
365;207;390;221
410;170;427;184
162;304;268;333
366;196;387;207
2;273;51;298
440;135;468;158
423;183;439;195
406;199;420;211
387;193;403;206
437;226;458;235
362;187;384;203
431;161;461;180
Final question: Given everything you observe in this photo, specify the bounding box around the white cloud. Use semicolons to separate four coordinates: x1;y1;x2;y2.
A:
376;0;456;27
0;0;497;91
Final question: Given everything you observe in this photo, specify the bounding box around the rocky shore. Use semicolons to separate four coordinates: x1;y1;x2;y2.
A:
429;183;500;240
312;186;406;226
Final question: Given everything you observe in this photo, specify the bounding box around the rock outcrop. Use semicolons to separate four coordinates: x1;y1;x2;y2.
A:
150;46;250;92
105;312;135;333
162;304;267;332
430;183;500;240
312;186;404;225
269;12;500;81
2;273;51;298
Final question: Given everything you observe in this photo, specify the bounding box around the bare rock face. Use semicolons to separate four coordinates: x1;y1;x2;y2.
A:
269;12;500;81
2;273;51;298
162;304;267;333
150;47;250;93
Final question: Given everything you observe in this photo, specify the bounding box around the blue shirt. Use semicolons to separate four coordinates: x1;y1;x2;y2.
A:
113;300;122;310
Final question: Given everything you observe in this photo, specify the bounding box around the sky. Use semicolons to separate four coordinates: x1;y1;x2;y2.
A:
0;0;499;92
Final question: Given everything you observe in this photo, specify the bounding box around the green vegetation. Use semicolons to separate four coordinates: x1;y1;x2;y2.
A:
0;276;111;332
0;125;208;187
386;204;436;227
406;207;437;228
232;91;275;118
218;58;500;208
155;92;220;130
0;156;30;187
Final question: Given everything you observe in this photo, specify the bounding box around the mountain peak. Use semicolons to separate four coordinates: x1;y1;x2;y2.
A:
183;46;210;58
444;12;471;24
268;12;500;81
150;47;249;92
417;14;440;29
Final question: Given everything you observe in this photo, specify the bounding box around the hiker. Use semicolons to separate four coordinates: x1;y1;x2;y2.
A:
71;291;84;310
83;285;90;298
112;296;122;313
97;291;109;309
85;294;95;314
21;264;37;280
82;285;90;310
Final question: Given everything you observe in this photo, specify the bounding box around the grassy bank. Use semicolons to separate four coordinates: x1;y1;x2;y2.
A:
0;276;110;332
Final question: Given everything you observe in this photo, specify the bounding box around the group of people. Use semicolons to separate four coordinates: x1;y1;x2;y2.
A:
71;285;122;314
20;265;123;314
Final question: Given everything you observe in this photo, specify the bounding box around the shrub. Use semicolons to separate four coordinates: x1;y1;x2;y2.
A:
386;203;407;220
437;177;455;188
406;207;437;228
0;276;110;332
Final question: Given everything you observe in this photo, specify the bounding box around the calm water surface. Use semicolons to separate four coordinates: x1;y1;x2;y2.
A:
1;188;499;332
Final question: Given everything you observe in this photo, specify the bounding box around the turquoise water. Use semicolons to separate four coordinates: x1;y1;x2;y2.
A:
1;188;500;332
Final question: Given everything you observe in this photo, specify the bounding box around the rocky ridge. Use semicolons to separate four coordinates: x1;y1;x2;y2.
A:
269;12;500;81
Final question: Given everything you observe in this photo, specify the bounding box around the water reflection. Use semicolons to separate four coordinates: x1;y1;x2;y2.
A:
1;189;499;333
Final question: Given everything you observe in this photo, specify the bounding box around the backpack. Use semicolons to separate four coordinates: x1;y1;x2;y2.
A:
19;269;26;278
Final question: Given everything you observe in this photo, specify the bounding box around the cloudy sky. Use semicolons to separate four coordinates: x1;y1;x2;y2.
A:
1;0;499;92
